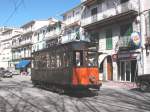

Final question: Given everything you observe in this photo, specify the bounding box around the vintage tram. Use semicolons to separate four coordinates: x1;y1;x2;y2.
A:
31;41;102;92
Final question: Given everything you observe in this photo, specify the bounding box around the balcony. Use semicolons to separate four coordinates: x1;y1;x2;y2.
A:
116;36;138;51
61;32;80;43
64;18;80;27
23;28;34;35
117;36;130;48
12;40;33;49
44;30;61;41
82;1;138;29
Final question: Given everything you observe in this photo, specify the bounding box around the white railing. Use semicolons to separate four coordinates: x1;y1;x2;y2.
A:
82;1;138;26
61;32;79;43
45;30;61;40
20;40;32;45
23;27;34;34
12;40;32;48
117;36;130;48
64;17;80;26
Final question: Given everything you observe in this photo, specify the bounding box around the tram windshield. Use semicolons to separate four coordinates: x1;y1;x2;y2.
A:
85;51;98;67
74;51;98;67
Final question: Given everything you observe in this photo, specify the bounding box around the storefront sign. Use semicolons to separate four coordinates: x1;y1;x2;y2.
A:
130;32;141;49
118;53;131;58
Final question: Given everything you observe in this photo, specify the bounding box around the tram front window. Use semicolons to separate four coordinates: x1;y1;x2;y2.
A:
74;51;97;67
86;51;97;67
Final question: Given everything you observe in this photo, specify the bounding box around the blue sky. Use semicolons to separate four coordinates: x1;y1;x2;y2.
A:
0;0;80;27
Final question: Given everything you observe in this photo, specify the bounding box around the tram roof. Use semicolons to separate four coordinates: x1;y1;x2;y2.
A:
32;41;95;54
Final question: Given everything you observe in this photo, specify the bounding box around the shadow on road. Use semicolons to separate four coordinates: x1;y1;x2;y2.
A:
64;89;99;98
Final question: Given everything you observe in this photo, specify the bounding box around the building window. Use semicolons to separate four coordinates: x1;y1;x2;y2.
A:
90;32;99;43
120;23;133;36
75;11;80;16
145;13;150;37
37;33;40;41
91;7;97;22
120;0;129;4
37;45;39;50
106;0;114;9
63;15;66;21
106;29;113;50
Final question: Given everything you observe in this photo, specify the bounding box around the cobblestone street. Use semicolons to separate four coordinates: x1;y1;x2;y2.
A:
0;75;150;112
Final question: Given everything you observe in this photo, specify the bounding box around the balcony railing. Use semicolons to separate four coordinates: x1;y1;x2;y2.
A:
117;36;130;48
64;17;80;26
61;32;80;43
44;30;61;40
12;40;32;48
82;1;138;27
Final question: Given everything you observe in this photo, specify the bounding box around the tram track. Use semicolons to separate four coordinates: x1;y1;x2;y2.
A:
7;90;50;112
80;93;150;112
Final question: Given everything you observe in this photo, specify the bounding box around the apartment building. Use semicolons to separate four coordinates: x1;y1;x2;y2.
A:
32;26;47;52
12;20;49;74
81;0;150;82
61;4;88;44
44;18;62;47
31;18;63;52
0;28;21;69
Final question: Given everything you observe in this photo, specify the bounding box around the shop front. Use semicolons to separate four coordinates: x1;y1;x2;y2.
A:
116;52;140;82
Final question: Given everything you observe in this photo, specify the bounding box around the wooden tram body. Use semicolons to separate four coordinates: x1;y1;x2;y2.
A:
31;41;101;92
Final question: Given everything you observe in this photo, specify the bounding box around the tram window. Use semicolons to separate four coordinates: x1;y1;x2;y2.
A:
47;53;51;68
51;55;56;69
34;55;41;69
56;55;61;68
85;51;97;67
74;51;83;67
41;55;47;69
63;53;69;67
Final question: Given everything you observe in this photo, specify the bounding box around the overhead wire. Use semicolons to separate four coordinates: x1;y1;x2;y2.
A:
3;0;24;25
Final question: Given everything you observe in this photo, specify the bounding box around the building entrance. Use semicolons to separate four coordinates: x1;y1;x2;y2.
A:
118;60;137;82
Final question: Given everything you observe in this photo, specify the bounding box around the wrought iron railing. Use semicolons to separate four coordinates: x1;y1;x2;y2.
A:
117;36;130;48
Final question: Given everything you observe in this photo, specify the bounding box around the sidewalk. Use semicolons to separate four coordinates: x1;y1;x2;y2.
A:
102;81;137;90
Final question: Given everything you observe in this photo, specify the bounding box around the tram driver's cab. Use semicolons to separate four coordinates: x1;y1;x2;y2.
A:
74;50;98;67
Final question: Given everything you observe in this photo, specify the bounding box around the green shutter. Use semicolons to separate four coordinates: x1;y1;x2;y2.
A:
106;29;112;50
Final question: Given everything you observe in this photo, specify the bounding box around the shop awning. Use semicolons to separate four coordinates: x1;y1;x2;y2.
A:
16;60;31;69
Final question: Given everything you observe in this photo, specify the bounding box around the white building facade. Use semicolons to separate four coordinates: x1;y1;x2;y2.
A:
81;0;150;82
44;18;62;48
61;5;88;44
11;20;49;73
0;28;21;69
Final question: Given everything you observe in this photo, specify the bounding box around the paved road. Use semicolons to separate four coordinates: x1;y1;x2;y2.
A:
0;75;150;112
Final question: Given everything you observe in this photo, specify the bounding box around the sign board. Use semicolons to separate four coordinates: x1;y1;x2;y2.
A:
130;32;141;49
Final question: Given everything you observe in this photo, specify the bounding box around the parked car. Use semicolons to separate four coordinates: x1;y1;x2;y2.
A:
0;70;13;78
